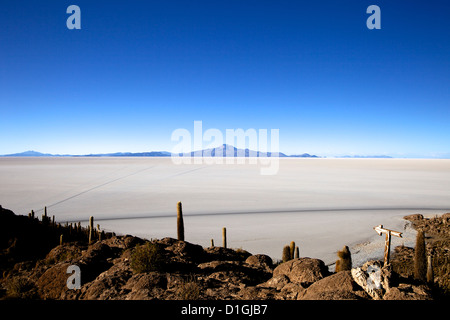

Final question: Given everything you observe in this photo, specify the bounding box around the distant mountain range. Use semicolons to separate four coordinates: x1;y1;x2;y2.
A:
338;155;393;159
0;150;172;157
0;145;318;158
177;144;317;158
0;146;398;159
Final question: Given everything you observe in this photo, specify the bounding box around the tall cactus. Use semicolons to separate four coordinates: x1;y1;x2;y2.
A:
289;241;296;260
97;224;102;241
414;230;427;281
42;206;48;224
222;227;227;248
89;216;94;244
295;246;299;259
177;202;184;241
282;245;291;262
427;255;434;285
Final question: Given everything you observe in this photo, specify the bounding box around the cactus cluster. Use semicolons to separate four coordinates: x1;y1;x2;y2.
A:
26;206;113;247
282;241;299;262
176;202;228;249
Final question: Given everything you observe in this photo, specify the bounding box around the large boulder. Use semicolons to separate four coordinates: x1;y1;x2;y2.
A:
198;260;271;286
204;246;251;262
44;244;83;264
245;254;273;271
36;262;73;299
301;271;369;300
383;283;432;300
160;237;206;263
78;260;133;300
272;258;329;287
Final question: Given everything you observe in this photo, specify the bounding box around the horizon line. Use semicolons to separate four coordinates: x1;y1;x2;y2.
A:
1;147;449;159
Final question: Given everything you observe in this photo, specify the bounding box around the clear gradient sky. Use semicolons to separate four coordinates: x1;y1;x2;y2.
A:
1;1;449;157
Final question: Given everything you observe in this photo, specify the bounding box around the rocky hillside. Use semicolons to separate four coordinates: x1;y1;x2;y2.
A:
391;213;450;299
0;205;445;300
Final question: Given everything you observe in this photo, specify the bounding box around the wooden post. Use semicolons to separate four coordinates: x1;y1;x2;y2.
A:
374;225;402;266
385;232;391;265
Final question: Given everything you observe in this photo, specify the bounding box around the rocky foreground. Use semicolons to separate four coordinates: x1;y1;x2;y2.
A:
0;206;448;300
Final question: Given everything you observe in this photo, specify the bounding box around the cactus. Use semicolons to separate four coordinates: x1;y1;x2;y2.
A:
97;224;102;241
282;245;291;262
427;255;434;285
177;202;184;241
295;246;299;259
60;234;63;246
414;230;427;281
335;259;341;272
289;241;295;260
211;239;214;247
222;227;227;248
89;216;94;244
335;245;352;272
40;206;48;224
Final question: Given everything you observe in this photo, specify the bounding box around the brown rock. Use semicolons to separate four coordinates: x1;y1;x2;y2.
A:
258;274;290;290
162;238;205;263
301;271;369;300
383;284;432;300
280;283;306;300
44;244;83;264
404;214;424;221
245;254;273;269
36;262;72;299
79;260;132;300
273;258;329;287
121;272;168;300
236;286;277;300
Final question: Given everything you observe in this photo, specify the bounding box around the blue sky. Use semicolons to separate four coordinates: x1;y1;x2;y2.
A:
1;0;449;157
